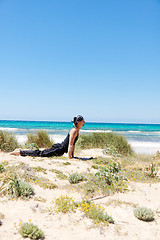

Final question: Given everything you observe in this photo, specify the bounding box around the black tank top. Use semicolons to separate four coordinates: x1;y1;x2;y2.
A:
61;130;79;152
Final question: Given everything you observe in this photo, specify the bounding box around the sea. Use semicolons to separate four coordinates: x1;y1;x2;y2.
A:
0;120;160;154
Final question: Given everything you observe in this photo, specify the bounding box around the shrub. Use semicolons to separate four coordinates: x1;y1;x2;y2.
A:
95;162;124;185
19;222;44;239
54;195;76;213
78;201;114;224
83;161;127;197
134;207;154;221
0;130;19;152
103;145;121;157
77;132;133;155
26;130;54;148
7;175;34;198
69;173;86;184
18;180;35;198
145;163;158;178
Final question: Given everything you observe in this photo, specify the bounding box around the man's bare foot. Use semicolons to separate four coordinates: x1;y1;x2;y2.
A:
10;149;21;156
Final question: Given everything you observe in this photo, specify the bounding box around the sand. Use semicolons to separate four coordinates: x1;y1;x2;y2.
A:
0;149;160;240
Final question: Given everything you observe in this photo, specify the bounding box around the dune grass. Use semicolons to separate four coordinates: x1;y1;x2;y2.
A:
0;130;19;152
76;132;133;156
26;130;54;148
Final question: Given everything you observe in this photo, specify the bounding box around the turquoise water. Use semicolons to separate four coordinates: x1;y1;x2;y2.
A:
0;120;160;142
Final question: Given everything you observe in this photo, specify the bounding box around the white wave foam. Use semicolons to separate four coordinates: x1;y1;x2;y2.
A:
0;127;18;132
81;130;112;133
127;131;141;133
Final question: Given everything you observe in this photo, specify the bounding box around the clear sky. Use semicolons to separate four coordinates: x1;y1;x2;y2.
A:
0;0;160;123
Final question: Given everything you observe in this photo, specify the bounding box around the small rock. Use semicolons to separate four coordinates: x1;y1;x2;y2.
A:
30;203;39;212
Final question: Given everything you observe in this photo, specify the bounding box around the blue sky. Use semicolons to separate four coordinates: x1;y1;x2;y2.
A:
0;0;160;123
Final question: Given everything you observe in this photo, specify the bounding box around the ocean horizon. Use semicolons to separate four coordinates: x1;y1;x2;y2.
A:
0;120;160;154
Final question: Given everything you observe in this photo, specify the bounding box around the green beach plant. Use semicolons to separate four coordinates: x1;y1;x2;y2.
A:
95;162;123;185
77;132;133;155
0;130;19;152
0;164;5;173
82;161;128;197
54;195;76;213
6;174;34;198
36;177;57;190
24;142;39;150
32;166;47;174
50;169;68;179
18;222;45;239
68;172;87;184
133;207;154;221
62;161;71;166
78;200;114;224
26;130;54;148
103;145;121;157
145;163;158;178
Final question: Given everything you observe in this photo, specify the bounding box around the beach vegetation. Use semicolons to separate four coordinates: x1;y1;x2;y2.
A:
24;142;39;150
91;164;99;169
0;164;5;173
0;130;19;152
18;169;57;190
78;200;114;224
77;132;133;155
103;145;121;157
1;174;34;198
92;157;109;165
26;130;54;148
95;162;124;186
116;155;160;183
133;207;154;221
34;177;57;190
145;163;158;178
18;221;45;239
62;161;71;165
68;172;87;184
54;195;76;213
82;161;128;197
0;160;9;166
50;169;68;180
32;166;47;174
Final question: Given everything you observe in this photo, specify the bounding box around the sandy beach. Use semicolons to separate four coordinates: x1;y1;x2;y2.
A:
0;149;160;240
